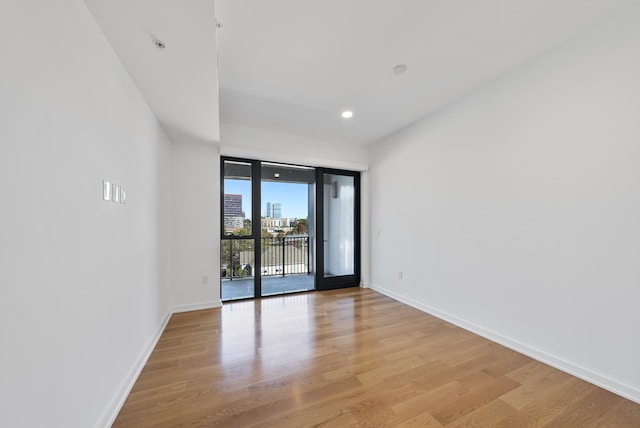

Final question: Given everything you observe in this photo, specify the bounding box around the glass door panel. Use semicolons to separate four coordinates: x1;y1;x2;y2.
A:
260;162;315;296
221;160;256;301
316;169;360;290
323;174;355;277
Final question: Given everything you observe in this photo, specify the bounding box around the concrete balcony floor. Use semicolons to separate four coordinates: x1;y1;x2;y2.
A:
221;274;315;301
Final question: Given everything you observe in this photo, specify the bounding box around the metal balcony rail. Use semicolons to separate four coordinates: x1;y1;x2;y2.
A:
221;235;310;279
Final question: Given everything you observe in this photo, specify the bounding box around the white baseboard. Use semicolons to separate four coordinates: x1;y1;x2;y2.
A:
98;310;172;428
367;283;640;405
172;299;222;313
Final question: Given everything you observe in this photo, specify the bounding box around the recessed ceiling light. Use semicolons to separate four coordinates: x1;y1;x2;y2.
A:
341;111;353;119
153;39;166;49
393;64;407;75
274;173;280;178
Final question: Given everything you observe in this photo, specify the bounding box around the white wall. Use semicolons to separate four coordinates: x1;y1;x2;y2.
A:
220;123;369;171
0;1;171;427
369;7;640;403
170;142;221;312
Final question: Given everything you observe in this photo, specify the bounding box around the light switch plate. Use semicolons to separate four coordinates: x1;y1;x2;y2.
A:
103;181;111;201
112;184;120;203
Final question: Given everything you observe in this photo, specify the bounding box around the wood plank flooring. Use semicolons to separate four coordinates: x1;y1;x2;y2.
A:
113;288;640;427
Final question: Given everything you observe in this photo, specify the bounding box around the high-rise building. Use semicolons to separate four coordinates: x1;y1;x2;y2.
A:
272;202;282;219
265;201;282;218
224;194;244;217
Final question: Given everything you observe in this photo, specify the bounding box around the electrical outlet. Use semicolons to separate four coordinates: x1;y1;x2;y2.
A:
202;276;209;285
397;271;403;280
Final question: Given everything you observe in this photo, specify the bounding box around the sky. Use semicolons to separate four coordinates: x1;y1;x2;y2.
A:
224;179;309;220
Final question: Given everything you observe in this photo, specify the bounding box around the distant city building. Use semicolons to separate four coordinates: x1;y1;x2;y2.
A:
265;201;282;218
261;217;293;229
262;217;282;228
272;202;282;219
224;194;245;217
224;194;245;232
224;216;244;229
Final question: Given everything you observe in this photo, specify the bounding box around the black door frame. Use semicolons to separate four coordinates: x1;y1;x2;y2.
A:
220;157;262;299
315;167;361;291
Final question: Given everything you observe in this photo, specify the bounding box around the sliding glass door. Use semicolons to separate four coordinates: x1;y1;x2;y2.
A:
221;158;360;300
221;158;317;300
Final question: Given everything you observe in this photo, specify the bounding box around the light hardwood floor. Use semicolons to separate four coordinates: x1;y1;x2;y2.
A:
114;288;640;427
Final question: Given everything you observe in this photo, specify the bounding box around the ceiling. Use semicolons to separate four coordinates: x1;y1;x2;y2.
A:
85;0;219;145
86;0;640;147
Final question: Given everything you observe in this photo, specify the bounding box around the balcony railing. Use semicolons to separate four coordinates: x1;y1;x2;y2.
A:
221;235;310;279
